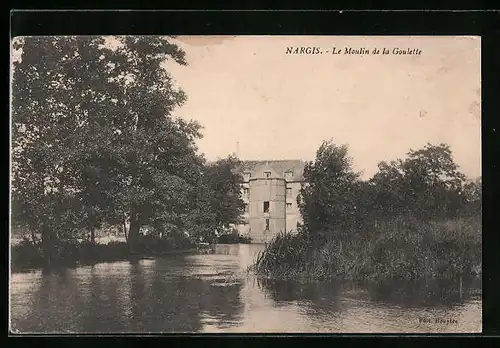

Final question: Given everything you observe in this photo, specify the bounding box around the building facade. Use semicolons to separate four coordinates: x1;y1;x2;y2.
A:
235;160;305;243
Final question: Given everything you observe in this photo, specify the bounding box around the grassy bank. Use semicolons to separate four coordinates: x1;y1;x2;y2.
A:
251;216;481;282
10;234;201;271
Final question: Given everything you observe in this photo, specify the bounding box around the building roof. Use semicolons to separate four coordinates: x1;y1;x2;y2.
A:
237;159;306;181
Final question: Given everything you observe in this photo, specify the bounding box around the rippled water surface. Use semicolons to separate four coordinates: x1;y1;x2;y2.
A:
10;244;481;333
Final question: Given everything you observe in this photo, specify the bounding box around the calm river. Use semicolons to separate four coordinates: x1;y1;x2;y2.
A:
10;244;481;333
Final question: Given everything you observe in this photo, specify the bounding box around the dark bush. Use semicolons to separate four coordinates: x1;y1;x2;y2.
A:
217;234;252;244
11;237;44;269
11;233;199;269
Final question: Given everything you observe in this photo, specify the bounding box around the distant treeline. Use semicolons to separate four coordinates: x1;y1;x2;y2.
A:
253;141;481;281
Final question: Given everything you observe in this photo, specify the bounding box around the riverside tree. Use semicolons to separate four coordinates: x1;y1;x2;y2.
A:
462;177;481;217
11;37;113;261
255;141;480;281
297;140;361;244
370;143;468;221
11;36;206;258
202;155;246;240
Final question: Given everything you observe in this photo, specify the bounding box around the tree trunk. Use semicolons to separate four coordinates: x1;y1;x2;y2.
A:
459;273;463;300
122;216;128;243
41;225;57;267
30;228;38;247
127;212;140;255
89;227;96;244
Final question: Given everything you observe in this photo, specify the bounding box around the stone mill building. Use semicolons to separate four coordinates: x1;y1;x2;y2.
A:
235;160;305;243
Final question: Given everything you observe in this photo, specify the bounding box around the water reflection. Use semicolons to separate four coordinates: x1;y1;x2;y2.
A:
11;257;245;333
256;275;482;310
257;278;342;310
10;244;482;333
362;277;482;308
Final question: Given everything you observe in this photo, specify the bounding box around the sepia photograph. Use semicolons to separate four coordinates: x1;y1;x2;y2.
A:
9;35;481;333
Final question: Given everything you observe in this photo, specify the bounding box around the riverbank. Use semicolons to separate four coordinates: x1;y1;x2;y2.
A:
10;235;214;271
252;216;482;282
217;234;252;244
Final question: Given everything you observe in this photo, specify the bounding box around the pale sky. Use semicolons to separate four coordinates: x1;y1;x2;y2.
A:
164;36;481;180
12;36;481;180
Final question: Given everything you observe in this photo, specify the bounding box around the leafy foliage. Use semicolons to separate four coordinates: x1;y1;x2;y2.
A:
370;143;469;220
256;140;481;281
202;155;245;237
297;140;361;242
11;36;244;262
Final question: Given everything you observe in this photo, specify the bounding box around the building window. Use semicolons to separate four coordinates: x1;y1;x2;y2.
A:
265;218;270;231
243;187;249;196
286;203;292;211
285;171;293;179
286;187;292;196
264;171;271;178
263;201;270;213
244;203;249;212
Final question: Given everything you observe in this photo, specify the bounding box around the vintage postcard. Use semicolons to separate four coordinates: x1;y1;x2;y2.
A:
10;35;481;333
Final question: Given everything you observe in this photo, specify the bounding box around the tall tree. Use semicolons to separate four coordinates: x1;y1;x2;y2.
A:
369;159;407;219
11;36;114;261
462;176;481;217
370;143;468;220
297;140;360;243
202;155;245;241
11;36;203;257
98;36;205;254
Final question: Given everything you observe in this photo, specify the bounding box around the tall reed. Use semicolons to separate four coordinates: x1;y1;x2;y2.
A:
252;216;481;281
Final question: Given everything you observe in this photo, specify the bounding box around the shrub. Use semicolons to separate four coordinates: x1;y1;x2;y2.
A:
252;216;482;281
217;234;252;244
10;237;43;269
11;232;199;269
